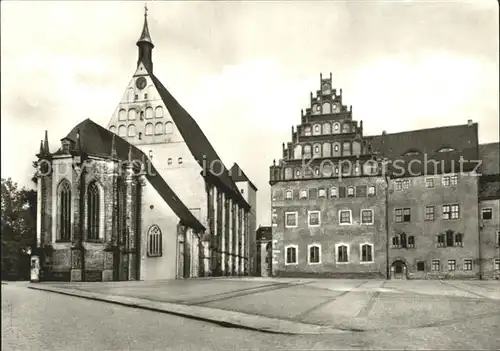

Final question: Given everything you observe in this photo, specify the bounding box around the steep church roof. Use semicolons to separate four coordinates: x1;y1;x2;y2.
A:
147;70;251;210
63;118;206;233
229;163;258;191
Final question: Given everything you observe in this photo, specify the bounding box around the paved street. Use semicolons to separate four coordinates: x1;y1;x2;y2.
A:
3;279;500;350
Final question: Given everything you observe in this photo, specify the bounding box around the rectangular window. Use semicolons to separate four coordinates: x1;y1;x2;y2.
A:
497;232;500;247
463;259;473;271
395;180;403;191
454;233;463;247
338;186;346;198
285;246;297;265
448;260;456;271
450;175;458;185
402;180;410;190
431;260;440;272
395;209;403;223
318;188;326;198
330;187;338;198
403;208;411;222
442;204;460;220
360;244;373;262
336;245;349;263
425;206;435;221
437;234;445;247
417;261;425;271
361;209;374;224
482;208;492;220
495;259;500;271
308;211;321;227
446;231;454;247
396;208;410;222
392;236;400;248
425;178;434;188
309;188;318;200
284;190;293;200
368;186;376;196
339;210;352;225
285;212;298;228
442;176;451;187
308;245;321;264
299;189;308;199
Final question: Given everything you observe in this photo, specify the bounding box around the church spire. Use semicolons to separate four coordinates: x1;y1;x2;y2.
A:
43;130;49;154
136;3;154;73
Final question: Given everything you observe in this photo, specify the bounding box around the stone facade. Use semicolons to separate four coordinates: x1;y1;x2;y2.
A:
269;73;499;280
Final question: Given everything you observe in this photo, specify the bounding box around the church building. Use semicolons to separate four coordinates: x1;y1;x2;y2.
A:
33;8;257;281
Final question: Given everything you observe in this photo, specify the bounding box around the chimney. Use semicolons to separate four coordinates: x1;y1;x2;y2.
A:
467;119;473;126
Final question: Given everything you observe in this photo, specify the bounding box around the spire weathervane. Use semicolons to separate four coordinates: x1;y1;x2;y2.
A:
144;3;148;17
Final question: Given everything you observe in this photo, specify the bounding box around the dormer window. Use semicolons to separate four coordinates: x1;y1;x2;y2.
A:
404;149;421;156
61;139;72;153
437;147;455;153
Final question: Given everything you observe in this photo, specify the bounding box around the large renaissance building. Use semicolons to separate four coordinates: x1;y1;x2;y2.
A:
269;73;500;279
33;9;257;281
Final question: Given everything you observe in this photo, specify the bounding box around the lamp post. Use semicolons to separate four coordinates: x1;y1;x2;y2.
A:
376;154;391;280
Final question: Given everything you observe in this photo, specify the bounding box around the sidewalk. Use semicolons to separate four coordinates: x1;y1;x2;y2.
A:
28;277;500;335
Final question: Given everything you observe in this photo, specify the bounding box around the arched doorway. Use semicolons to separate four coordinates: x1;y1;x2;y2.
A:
391;260;408;280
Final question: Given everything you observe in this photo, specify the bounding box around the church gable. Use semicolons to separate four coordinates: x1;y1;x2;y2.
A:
107;62;184;147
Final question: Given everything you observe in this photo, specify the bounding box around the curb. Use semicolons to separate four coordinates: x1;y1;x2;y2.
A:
28;284;347;335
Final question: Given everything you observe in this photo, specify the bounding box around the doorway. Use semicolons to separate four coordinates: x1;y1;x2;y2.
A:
391;260;408;280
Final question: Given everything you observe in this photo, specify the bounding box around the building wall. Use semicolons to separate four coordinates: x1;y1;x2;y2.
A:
271;176;387;278
235;181;258;275
139;176;181;281
479;199;500;279
107;62;208;226
388;172;480;279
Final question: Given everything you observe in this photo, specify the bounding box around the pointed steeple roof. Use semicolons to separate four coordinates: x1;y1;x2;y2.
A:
39;140;44;155
43;130;49;154
137;3;154;47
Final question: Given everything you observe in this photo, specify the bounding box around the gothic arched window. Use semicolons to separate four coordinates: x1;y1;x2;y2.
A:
87;181;101;241
147;225;162;257
146;107;154;119
145;123;153;136
58;180;71;241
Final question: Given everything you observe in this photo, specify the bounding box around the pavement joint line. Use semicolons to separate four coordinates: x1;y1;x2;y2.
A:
439;280;493;300
27;284;349;335
355;281;385;318
291;280;369;321
178;281;290;305
463;281;499;291
187;280;314;306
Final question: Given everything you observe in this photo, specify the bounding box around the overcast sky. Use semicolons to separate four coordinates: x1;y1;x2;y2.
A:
1;1;498;226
